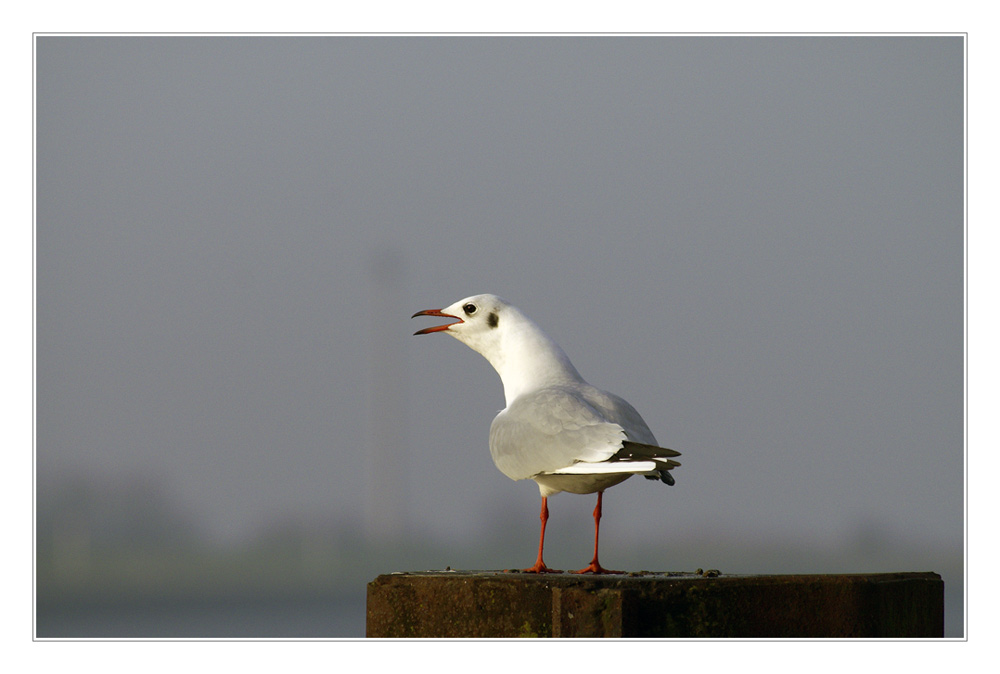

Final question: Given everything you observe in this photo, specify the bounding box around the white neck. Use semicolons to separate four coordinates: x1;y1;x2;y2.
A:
471;308;585;406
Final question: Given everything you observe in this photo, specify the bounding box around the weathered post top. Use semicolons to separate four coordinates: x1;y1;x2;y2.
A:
367;570;943;638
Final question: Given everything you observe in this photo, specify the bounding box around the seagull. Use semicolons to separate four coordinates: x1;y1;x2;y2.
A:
412;294;680;574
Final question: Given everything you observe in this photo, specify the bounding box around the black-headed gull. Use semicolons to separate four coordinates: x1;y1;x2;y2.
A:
413;294;680;573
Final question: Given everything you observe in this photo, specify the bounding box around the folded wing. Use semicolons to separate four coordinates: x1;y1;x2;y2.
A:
489;386;681;484
489;386;626;480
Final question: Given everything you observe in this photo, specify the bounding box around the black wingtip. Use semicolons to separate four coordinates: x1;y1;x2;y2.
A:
644;470;676;486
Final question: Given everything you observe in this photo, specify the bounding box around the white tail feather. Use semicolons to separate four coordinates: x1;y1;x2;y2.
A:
545;460;658;475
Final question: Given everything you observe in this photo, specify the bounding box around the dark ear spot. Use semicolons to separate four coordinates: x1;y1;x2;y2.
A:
487;312;499;329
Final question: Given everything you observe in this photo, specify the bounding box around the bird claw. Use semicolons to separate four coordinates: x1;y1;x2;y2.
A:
572;561;623;575
517;562;563;574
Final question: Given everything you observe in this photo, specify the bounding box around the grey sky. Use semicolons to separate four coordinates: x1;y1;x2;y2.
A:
36;36;963;569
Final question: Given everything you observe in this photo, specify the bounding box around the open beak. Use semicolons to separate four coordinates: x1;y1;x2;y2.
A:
411;309;463;335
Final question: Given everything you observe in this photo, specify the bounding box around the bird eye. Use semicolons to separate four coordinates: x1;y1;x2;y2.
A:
463;303;477;315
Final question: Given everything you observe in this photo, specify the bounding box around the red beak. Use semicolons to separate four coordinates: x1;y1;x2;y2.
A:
411;309;463;335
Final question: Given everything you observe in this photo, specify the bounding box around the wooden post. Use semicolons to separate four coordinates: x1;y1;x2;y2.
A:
367;571;943;638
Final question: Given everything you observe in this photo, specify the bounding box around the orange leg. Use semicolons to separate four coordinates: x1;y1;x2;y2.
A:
521;496;562;573
573;491;623;574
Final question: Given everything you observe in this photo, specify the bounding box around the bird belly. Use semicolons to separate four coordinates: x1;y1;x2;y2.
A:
531;472;631;497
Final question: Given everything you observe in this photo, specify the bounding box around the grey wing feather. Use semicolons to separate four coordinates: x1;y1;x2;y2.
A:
582;389;659;446
583;391;681;483
489;387;627;481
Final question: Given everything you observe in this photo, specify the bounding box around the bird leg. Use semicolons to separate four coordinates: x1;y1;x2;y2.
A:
521;496;562;573
573;491;623;574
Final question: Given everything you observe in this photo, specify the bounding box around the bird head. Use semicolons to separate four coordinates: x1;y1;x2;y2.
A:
412;293;584;404
412;294;510;355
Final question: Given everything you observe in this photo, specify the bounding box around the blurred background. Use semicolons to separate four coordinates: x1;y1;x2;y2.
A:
35;35;964;637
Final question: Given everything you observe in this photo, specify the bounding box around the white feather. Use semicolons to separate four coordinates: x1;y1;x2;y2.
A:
546;461;659;475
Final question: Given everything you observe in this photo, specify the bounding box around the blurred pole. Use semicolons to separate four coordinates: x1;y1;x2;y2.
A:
363;246;409;546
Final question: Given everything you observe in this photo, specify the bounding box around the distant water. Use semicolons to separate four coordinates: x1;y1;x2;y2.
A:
36;596;368;639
